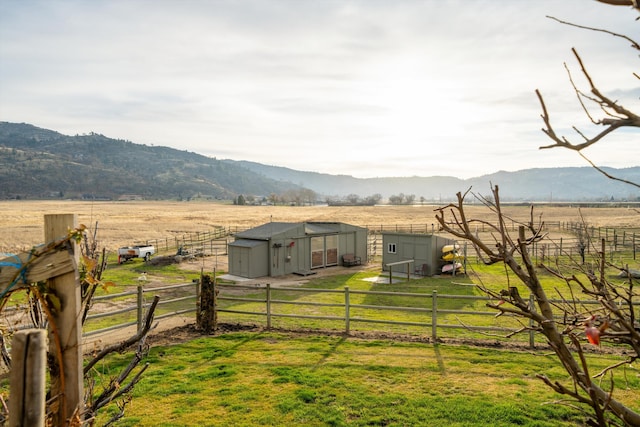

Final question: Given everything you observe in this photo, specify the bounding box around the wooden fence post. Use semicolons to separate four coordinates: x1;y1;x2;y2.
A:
344;286;350;334
44;213;83;425
197;274;216;334
137;285;144;331
9;329;47;427
432;290;437;341
266;283;272;330
529;294;535;349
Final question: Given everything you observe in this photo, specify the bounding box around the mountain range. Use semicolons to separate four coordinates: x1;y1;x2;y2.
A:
0;122;638;202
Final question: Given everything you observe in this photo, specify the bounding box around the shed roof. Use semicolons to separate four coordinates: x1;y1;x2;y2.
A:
235;221;359;240
228;239;268;248
304;222;342;234
235;222;300;240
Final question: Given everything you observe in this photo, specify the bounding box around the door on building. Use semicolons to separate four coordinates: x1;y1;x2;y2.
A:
310;235;338;269
231;246;250;277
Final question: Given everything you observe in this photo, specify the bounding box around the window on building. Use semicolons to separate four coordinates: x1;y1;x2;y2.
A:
387;243;396;254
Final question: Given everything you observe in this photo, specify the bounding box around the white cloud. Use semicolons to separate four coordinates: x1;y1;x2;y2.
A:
0;0;637;179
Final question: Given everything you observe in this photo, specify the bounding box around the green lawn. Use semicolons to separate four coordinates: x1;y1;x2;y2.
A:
83;249;640;425
3;248;638;425
91;331;638;426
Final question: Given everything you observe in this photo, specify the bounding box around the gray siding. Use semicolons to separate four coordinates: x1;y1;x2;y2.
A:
229;222;368;278
228;239;269;278
382;233;457;276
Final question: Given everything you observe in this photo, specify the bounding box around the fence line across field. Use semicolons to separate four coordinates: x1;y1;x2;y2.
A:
79;279;638;350
136;223;639;262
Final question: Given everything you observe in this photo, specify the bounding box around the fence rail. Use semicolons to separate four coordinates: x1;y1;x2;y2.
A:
7;223;636;346
83;282;200;337
216;284;531;339
140;228;231;257
74;280;639;350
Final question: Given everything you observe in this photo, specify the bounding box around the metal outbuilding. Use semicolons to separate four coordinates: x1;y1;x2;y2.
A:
228;221;368;278
381;232;459;277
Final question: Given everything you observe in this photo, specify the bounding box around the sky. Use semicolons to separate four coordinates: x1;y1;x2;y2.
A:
0;0;638;179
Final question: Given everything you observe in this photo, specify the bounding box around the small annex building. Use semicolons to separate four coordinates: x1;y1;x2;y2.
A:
228;221;368;278
382;232;459;277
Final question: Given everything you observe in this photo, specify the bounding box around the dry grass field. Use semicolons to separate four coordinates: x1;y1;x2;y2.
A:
1;200;639;253
2;201;639;426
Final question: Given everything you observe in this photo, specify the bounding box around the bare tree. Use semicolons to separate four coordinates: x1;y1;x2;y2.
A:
388;193;406;205
346;193;361;205
434;4;640;424
366;193;383;205
536;2;639;188
435;187;640;426
301;188;317;205
268;192;279;205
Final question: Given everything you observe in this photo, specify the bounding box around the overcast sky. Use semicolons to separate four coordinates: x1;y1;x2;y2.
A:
0;0;637;179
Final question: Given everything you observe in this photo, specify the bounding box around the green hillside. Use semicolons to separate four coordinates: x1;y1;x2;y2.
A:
0;122;300;200
1;122;638;201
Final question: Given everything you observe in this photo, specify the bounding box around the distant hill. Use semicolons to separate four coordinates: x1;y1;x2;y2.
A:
0;122;301;200
0;122;638;201
224;160;640;202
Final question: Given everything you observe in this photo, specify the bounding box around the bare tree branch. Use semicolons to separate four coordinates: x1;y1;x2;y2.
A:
84;296;159;374
437;186;640;425
536;13;639;188
537;50;640;152
577;151;640;188
595;0;640;13
546;15;640;50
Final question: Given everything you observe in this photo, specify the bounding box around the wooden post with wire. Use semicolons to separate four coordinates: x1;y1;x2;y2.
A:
9;329;47;427
44;214;83;425
0;214;82;426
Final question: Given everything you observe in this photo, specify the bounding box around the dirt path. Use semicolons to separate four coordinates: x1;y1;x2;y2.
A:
82;314;195;354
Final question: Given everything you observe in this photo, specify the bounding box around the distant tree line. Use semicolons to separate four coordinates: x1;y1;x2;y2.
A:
234;188;318;206
326;193;382;206
387;193;416;205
